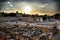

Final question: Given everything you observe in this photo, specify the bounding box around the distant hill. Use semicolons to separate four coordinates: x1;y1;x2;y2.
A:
53;13;60;20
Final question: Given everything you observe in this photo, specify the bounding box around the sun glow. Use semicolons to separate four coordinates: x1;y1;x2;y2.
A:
24;6;32;14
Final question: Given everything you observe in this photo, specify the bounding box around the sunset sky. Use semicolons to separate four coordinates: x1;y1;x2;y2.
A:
0;0;59;15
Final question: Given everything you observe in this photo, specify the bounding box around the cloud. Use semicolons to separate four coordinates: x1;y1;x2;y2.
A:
7;1;13;7
37;4;48;8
